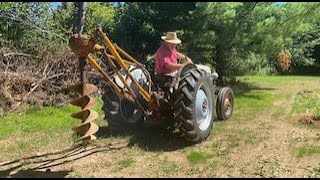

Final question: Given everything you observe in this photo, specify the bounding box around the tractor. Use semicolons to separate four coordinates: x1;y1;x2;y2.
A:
68;27;234;145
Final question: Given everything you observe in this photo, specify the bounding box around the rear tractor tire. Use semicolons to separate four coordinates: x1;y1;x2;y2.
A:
173;68;215;142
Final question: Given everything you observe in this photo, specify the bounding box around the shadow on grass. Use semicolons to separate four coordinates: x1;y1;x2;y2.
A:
7;169;72;178
95;79;277;152
0;125;193;178
96;124;195;152
228;78;276;98
0;141;128;178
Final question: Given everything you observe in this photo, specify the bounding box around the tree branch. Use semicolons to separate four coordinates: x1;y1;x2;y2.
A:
0;14;68;42
270;3;320;33
237;2;258;21
3;53;39;59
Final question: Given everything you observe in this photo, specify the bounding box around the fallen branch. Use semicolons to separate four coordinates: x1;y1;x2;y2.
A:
0;72;20;77
3;53;39;59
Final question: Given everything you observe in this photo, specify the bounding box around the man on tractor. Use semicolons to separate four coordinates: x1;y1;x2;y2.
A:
154;31;219;82
155;31;193;76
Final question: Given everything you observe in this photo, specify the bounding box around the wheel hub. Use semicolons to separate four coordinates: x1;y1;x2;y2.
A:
224;97;232;115
195;83;213;131
202;99;208;115
224;98;229;108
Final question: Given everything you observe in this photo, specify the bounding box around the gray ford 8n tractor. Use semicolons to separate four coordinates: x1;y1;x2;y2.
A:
68;27;234;145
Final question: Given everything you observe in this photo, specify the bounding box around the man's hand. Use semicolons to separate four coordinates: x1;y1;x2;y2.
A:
177;52;193;64
185;56;193;64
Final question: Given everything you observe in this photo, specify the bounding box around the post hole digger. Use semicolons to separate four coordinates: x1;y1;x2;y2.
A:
68;27;235;145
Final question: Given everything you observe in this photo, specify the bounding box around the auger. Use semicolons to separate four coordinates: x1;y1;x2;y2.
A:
68;33;100;146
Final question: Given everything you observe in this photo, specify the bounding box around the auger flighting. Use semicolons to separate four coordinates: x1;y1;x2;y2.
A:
69;83;99;145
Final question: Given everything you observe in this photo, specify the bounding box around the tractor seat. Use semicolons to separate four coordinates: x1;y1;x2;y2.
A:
154;72;177;90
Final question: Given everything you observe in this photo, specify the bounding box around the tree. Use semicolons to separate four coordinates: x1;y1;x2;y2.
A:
85;2;115;34
288;24;320;74
184;2;320;82
184;2;255;82
0;2;63;55
53;2;115;35
110;2;196;68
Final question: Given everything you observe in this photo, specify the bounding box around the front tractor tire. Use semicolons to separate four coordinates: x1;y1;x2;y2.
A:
173;68;215;142
216;87;234;120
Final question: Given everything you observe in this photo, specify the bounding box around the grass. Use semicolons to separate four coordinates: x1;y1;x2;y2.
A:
117;157;135;170
0;95;104;160
186;151;213;165
237;75;320;119
291;91;320;117
160;159;181;175
240;75;320;86
257;77;320;159
296;146;320;158
1;75;320;177
232;76;281;122
0;104;79;138
210;127;262;157
255;156;280;178
233;90;277;122
307;163;320;178
0;95;104;138
208;76;282;158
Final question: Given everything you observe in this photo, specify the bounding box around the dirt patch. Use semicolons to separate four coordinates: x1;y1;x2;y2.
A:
299;115;320;128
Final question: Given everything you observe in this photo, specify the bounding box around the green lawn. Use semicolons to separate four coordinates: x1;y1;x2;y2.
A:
0;75;320;177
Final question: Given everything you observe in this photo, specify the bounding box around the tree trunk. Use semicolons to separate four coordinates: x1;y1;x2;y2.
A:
74;2;87;34
215;44;225;86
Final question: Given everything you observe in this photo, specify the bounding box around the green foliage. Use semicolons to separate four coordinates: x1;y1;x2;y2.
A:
184;2;256;79
289;27;320;68
110;2;196;66
1;2;320;81
53;2;115;35
52;2;74;35
85;2;115;35
0;2;61;54
0;1;72;71
184;2;320;80
230;52;276;75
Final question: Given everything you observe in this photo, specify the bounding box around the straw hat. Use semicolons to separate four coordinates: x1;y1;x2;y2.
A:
161;32;182;44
